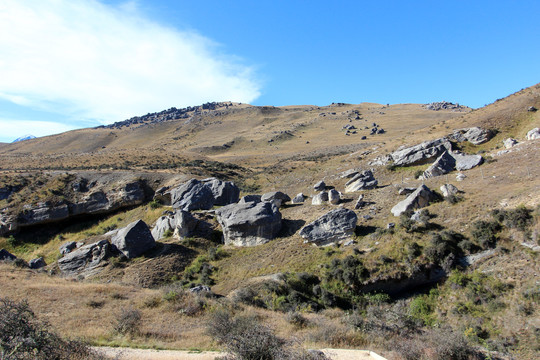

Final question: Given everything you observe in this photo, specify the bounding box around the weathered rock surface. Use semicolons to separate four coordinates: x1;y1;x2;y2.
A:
291;193;306;204
440;184;459;197
111;220;156;259
452;127;494;145
339;169;359;179
390;138;452;166
18;202;70;226
0;249;16;261
344;170;378;192
261;191;291;207
216;201;282;247
314;181;326;191
354;194;366;209
239;194;262;204
202;178;240;206
391;185;435;216
29;257;46;269
59;241;77;255
453;153;483;171
422;151;456;178
312;191;328;205
171;179;215;211
299;208;358;246
527;127;540;140
398;187;416;195
503;138;518;149
58;239;111;276
328;189;341;204
151;210;198;240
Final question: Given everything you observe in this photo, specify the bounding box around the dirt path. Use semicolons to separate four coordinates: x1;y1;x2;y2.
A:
97;347;387;360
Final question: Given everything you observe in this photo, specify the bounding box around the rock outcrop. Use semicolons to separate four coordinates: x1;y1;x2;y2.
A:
216;201;282;247
58;239;111;276
202;178;240;206
29;257;46;269
453;153;483;171
344;170;378;192
0;249;16;261
111;220;156;259
391;185;435;216
422;151;456;178
299;208;357;246
171;179;215;211
390;138;452;166
239;195;262;204
451;127;494;145
527;128;540;140
151;210;198;240
261;191;291;207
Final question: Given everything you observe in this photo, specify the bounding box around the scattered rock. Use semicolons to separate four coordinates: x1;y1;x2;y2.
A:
344;170;378;192
527;128;540;140
387;223;395;229
422;151;456;178
391;185;435;216
151;215;174;241
440;184;459;197
314;181;326;191
398;187;416;195
59;241;78;255
261;191;291;207
111;220;156;259
503;138;518;149
456;173;467;181
390;138;452;166
172;210;199;239
528;106;537;112
201;178;240;206
453;153;483;171
29;257;46;269
424;101;467;111
216;201;282;247
312;191;329;205
190;285;211;293
354;194;366;209
291;193;306;204
239;195;262;204
58;240;111;276
0;249;16;261
452;127;494;145
339;169;359;179
328;189;341;205
170;179;215;211
299;208;357;246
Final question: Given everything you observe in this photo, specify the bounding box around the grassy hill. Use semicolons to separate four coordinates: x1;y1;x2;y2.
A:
0;83;539;359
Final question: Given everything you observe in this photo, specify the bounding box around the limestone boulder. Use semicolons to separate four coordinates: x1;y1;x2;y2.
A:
152;210;198;240
58;240;111;276
527;127;540;140
0;249;16;262
312;191;328;205
239;194;262;204
171;179;215;211
503;138;518;149
59;241;78;255
345;170;378;192
440;184;459;197
314;181;326;191
452;127;494;145
18;202;70;226
202;178;240;206
422;151;456;178
390;138;452;166
328;189;341;205
453;153;483;171
261;191;291;207
111;220;155;259
291;193;306;204
391;185;435;216
29;257;46;269
216;201;282;247
299;208;357;246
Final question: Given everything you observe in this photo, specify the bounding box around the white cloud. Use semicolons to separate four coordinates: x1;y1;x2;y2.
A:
0;0;261;124
0;118;77;143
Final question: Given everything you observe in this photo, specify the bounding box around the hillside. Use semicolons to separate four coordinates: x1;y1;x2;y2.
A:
1;83;539;360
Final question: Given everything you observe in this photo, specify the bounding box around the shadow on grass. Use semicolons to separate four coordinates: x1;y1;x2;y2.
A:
278;219;306;237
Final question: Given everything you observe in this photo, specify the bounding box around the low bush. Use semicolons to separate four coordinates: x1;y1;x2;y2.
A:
471;220;500;249
0;297;102;360
491;206;532;231
114;308;142;336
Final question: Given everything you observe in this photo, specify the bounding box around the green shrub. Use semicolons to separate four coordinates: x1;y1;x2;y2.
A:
491;206;532;231
149;199;162;209
114;308;142;336
471;220;500;249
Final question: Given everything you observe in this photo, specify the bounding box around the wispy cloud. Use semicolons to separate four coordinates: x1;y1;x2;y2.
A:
0;118;77;143
0;0;261;125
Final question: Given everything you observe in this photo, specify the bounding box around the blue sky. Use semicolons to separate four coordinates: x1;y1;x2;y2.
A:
1;0;539;142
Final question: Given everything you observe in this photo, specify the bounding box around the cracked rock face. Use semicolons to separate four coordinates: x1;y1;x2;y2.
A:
390;138;452;166
344;170;378;192
391;185;435;216
422;151;456;178
299;208;357;246
216;201;282;247
58;239;111;276
111;220;155;259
